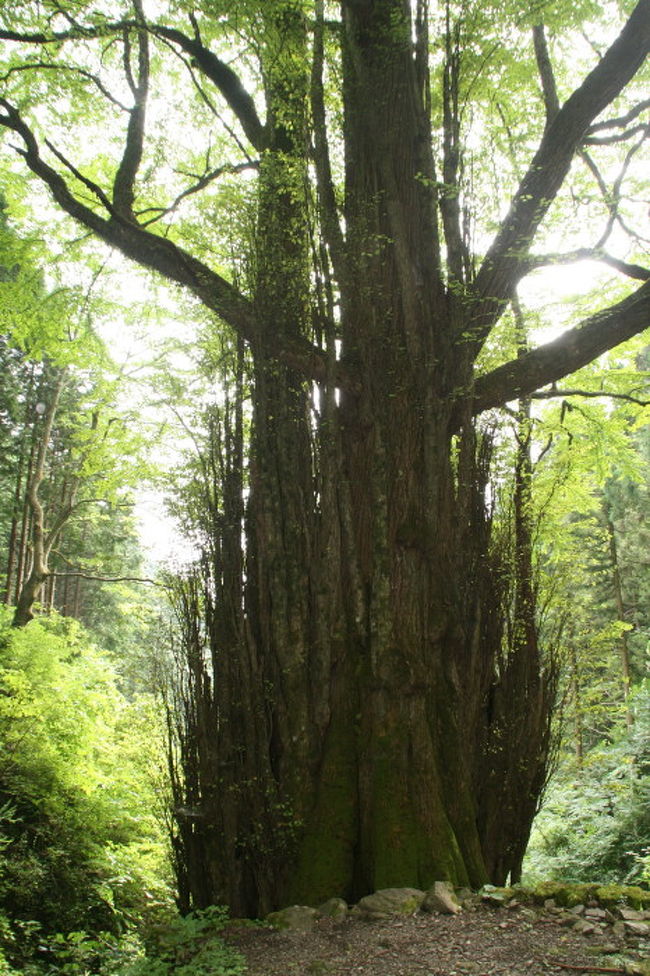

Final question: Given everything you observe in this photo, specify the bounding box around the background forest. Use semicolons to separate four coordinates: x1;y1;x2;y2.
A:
0;0;649;973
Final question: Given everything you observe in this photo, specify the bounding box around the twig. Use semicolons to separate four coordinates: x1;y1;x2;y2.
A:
531;388;650;407
554;964;626;974
49;571;166;587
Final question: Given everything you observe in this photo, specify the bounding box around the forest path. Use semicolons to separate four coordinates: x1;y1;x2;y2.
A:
226;901;649;976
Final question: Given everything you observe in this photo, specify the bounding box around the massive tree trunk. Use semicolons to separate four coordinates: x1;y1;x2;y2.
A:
169;0;550;914
2;0;649;919
295;0;488;897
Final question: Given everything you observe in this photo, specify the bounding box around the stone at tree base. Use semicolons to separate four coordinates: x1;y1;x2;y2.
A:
559;915;578;927
455;887;478;907
422;881;462;915
353;888;425;918
584;907;610;921
572;919;597;934
266;905;319;931
480;885;515;906
619;908;646;921
317;897;348;921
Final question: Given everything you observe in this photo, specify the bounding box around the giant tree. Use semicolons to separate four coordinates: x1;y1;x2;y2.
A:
0;0;648;914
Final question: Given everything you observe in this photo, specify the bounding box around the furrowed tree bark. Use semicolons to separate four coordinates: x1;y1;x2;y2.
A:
148;0;648;915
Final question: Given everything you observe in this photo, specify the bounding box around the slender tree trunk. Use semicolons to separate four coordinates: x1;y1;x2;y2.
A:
604;502;633;729
3;443;26;605
473;393;558;884
569;635;585;766
13;413;39;604
12;369;65;627
2;363;36;605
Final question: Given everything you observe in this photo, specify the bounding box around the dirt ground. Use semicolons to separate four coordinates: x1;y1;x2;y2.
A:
226;900;649;976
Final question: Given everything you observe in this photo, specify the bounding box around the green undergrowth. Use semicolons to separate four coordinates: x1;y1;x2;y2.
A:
123;906;246;976
0;906;246;976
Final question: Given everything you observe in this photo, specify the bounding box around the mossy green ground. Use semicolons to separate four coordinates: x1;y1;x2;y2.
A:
488;881;650;910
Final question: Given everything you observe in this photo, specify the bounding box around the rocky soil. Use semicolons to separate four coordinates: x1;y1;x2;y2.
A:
226;886;650;976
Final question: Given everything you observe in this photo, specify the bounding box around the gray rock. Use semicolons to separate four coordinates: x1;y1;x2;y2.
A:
573;919;597;934
596;942;618;954
585;908;609;920
317;897;348;921
619;908;645;921
559;915;578;927
422;881;462;915
456;887;474;903
354;887;425;917
266;905;319;931
623;920;650;936
480;886;511;906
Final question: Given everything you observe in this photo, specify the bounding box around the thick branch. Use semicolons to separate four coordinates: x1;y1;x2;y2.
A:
441;16;467;285
0;99;254;330
0;25;108;43
310;0;347;287
469;0;650;352
152;24;266;150
585;122;648;145
113;8;149;216
0;101;347;388
0;16;265;150
471;279;650;415
532;24;559;125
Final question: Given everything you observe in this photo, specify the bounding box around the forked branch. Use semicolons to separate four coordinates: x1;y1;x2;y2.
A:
0;101;341;387
469;0;650;353
113;0;150;217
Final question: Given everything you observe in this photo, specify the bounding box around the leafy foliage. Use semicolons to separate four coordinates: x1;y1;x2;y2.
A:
523;369;650;886
0;609;172;972
526;682;650;885
0;201;159;628
125;906;246;976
